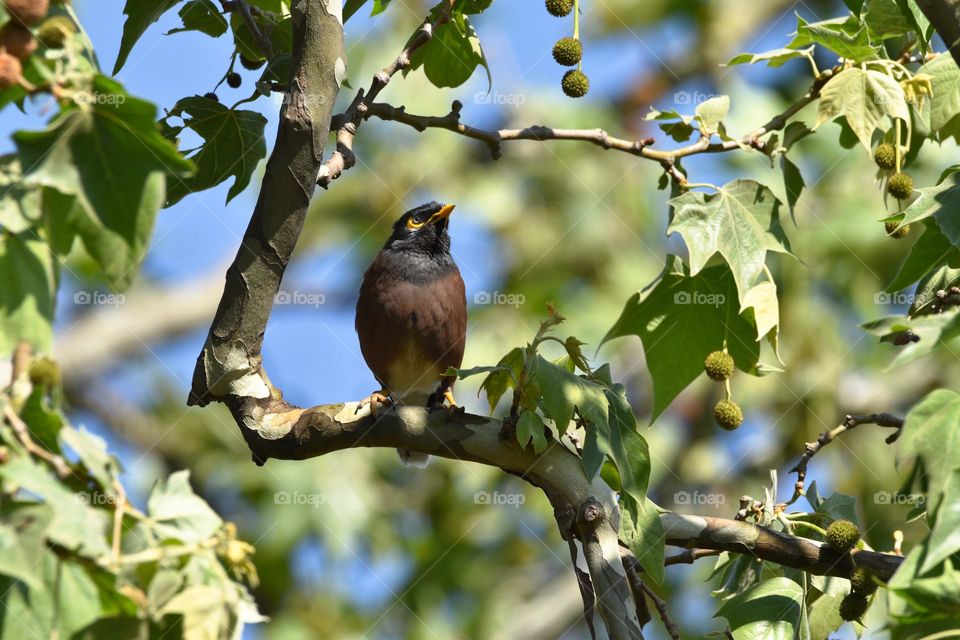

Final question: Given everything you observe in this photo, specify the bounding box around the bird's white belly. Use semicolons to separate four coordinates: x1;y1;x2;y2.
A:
386;341;439;403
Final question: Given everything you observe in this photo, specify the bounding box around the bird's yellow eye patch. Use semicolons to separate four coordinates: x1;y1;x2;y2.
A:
406;217;425;230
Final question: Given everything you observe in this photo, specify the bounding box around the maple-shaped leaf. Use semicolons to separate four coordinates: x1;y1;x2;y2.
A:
815;66;909;150
601;257;766;421
667;180;792;303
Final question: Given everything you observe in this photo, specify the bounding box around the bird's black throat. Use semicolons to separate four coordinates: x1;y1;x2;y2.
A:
378;241;457;286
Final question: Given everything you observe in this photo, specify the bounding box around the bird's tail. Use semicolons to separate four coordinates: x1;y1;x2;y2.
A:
397;449;431;467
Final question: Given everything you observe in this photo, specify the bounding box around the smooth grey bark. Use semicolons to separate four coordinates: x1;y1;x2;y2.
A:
188;0;345;409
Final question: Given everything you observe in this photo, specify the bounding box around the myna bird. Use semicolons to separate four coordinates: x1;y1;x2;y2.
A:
355;201;467;465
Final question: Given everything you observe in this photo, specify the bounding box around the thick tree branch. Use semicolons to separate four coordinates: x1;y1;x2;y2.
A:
660;511;902;581
227;400;903;582
189;0;344;407
915;0;960;65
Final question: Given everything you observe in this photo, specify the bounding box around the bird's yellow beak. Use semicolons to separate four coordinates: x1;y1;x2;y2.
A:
427;203;455;224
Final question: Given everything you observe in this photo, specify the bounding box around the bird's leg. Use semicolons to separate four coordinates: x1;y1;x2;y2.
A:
443;389;458;408
356;390;392;414
428;388;465;415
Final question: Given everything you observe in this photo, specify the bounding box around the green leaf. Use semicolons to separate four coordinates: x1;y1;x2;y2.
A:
899;390;960;522
60;426;117;492
165;97;267;205
0;502;53;589
255;53;293;93
605;385;651;505
716;577;805;640
815;67;910;150
886;221;960;292
922;468;960;573
343;0;370;22
230;13;292;62
147;470;222;544
741;281;780;341
532;355;608;444
620;497;664;584
147;569;184;612
863;309;960;367
0;231;57;354
816;492;858;524
844;0;866;13
888;548;960;636
897;0;935;48
407;13;490;89
516;410;547;453
695;95;729;135
160;585;236;639
895;173;960;241
480;347;524;413
601;258;763;420
15;76;193;290
444;364;511;380
0;457;111;556
169;0;228;37
806;591;847;640
910;264;960;315
645;108;696;142
667;180;792;303
114;0;183;74
725;47;812;68
862;0;913;38
20;386;64;453
0;155;39;234
781;155;804;217
458;0;493;13
789;15;881;61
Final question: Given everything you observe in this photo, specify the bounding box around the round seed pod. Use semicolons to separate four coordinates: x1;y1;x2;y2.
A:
561;69;589;98
552;37;582;66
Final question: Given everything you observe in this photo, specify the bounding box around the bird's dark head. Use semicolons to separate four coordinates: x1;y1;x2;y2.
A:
383;201;455;257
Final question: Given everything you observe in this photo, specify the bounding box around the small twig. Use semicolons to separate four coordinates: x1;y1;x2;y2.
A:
2;403;72;478
621;551;680;640
110;479;128;566
663;548;720;566
346;66;838;184
220;0;272;59
788;412;904;504
318;10;451;187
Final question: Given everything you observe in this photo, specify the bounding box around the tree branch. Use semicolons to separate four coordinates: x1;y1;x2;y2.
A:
225;399;903;583
324;67;836;184
317;8;451;187
915;0;960;65
622;552;679;640
220;0;274;59
660;511;902;581
787;412;904;503
188;0;344;407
